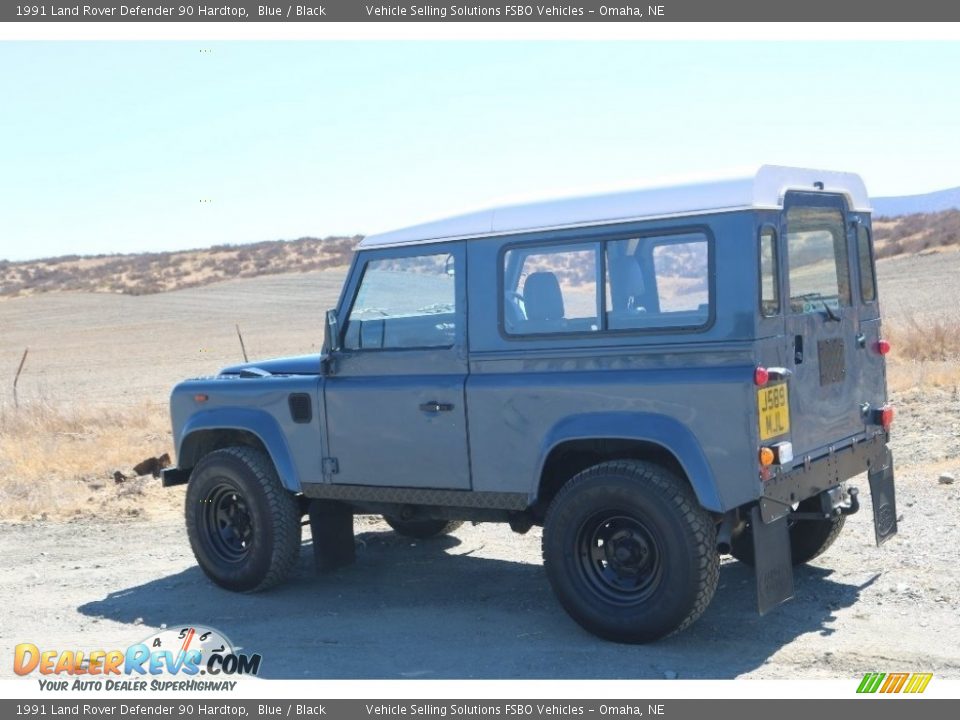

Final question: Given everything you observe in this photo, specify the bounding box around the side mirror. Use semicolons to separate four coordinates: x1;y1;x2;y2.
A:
323;309;340;355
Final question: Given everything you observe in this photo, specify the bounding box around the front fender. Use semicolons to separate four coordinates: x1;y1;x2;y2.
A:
535;412;723;512
177;408;301;492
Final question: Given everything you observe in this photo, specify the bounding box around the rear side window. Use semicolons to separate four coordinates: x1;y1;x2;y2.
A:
856;224;877;302
759;227;780;316
503;244;600;334
343;253;456;350
785;206;851;314
606;233;709;331
501;231;711;336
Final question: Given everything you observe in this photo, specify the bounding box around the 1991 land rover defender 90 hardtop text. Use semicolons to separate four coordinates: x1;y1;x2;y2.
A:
164;166;897;642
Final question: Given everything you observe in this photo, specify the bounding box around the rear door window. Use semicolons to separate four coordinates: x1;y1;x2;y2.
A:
785;206;851;314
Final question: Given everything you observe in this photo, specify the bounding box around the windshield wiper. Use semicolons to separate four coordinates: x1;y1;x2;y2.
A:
822;301;841;323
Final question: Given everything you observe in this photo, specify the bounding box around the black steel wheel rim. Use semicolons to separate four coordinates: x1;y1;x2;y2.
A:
576;512;663;605
201;482;254;563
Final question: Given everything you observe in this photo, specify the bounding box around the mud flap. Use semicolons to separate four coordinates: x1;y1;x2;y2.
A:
868;448;898;546
308;499;356;573
751;505;794;615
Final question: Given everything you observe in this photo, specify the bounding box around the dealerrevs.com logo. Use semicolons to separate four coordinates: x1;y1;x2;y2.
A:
14;625;261;691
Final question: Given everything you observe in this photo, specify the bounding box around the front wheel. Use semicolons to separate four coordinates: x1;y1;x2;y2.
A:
185;447;302;592
542;460;719;643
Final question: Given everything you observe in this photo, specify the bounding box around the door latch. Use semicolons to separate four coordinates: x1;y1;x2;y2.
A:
419;401;454;413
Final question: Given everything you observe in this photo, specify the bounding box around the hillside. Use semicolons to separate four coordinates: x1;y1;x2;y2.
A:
2;210;960;299
872;186;960;217
0;235;361;298
873;209;960;258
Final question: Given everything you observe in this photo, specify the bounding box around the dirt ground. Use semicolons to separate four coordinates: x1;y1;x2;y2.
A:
1;254;959;679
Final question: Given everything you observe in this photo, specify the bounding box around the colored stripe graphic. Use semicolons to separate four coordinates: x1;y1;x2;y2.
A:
857;673;885;693
880;673;910;693
903;673;933;694
857;672;932;694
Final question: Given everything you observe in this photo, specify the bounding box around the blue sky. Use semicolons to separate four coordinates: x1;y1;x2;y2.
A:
1;41;959;261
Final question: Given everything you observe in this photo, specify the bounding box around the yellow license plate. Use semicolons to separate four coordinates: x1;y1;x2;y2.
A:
758;383;790;440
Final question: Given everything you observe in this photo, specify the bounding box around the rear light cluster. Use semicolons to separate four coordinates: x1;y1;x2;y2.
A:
875;404;895;430
875;339;891;355
759;441;793;467
754;367;769;386
754;366;791;386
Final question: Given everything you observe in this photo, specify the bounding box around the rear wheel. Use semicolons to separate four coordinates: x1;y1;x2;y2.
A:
384;516;464;539
729;496;845;567
542;460;718;643
185;447;301;592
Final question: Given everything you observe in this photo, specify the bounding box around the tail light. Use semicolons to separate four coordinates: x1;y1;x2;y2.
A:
873;404;894;430
875;339;891;355
754;367;770;386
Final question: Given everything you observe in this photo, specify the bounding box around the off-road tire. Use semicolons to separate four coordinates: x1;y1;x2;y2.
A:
185;447;301;592
729;496;845;567
384;517;464;539
542;460;719;643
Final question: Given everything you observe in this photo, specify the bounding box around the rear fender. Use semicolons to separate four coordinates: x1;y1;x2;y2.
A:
536;412;723;512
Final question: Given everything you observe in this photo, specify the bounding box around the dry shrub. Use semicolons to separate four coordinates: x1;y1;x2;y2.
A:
885;315;960;391
0;400;179;521
885;315;960;362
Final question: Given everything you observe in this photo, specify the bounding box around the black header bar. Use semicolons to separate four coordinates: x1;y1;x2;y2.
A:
4;0;960;22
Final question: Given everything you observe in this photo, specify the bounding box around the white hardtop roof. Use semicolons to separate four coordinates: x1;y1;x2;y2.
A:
359;165;871;249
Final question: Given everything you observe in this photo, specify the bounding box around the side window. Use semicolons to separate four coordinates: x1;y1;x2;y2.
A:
503;244;599;335
759;227;780;316
343;253;456;350
856;224;877;303
785;206;851;314
606;232;709;330
500;230;711;337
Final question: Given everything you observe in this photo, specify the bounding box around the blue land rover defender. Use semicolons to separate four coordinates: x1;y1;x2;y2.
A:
164;166;897;642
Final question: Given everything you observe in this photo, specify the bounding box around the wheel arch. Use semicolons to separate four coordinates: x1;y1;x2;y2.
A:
177;408;301;491
533;412;724;515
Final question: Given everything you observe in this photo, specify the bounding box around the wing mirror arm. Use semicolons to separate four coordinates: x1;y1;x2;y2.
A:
322;309;340;376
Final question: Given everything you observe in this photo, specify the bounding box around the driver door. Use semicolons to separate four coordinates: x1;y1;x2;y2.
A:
323;243;471;490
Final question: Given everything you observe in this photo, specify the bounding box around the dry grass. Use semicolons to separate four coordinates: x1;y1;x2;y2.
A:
885;315;960;392
0;400;181;521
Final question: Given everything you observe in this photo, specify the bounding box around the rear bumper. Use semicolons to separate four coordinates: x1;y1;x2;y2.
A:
759;433;889;523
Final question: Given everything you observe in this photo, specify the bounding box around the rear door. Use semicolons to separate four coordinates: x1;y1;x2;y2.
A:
781;192;865;458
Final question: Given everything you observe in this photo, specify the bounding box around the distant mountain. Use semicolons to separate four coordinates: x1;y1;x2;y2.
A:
872;187;960;217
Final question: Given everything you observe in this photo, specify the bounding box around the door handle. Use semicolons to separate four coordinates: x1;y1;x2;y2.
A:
419;401;454;413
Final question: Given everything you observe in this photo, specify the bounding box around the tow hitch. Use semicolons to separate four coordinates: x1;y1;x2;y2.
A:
791;486;860;522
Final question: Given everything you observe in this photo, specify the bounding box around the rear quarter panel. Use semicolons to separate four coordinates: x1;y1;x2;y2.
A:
465;212;764;512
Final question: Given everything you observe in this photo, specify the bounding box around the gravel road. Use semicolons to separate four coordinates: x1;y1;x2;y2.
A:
2;444;958;680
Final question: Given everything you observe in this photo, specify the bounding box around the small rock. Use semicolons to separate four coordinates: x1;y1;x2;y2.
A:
938;473;955;485
113;471;127;484
89;483;105;491
664;670;678;679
